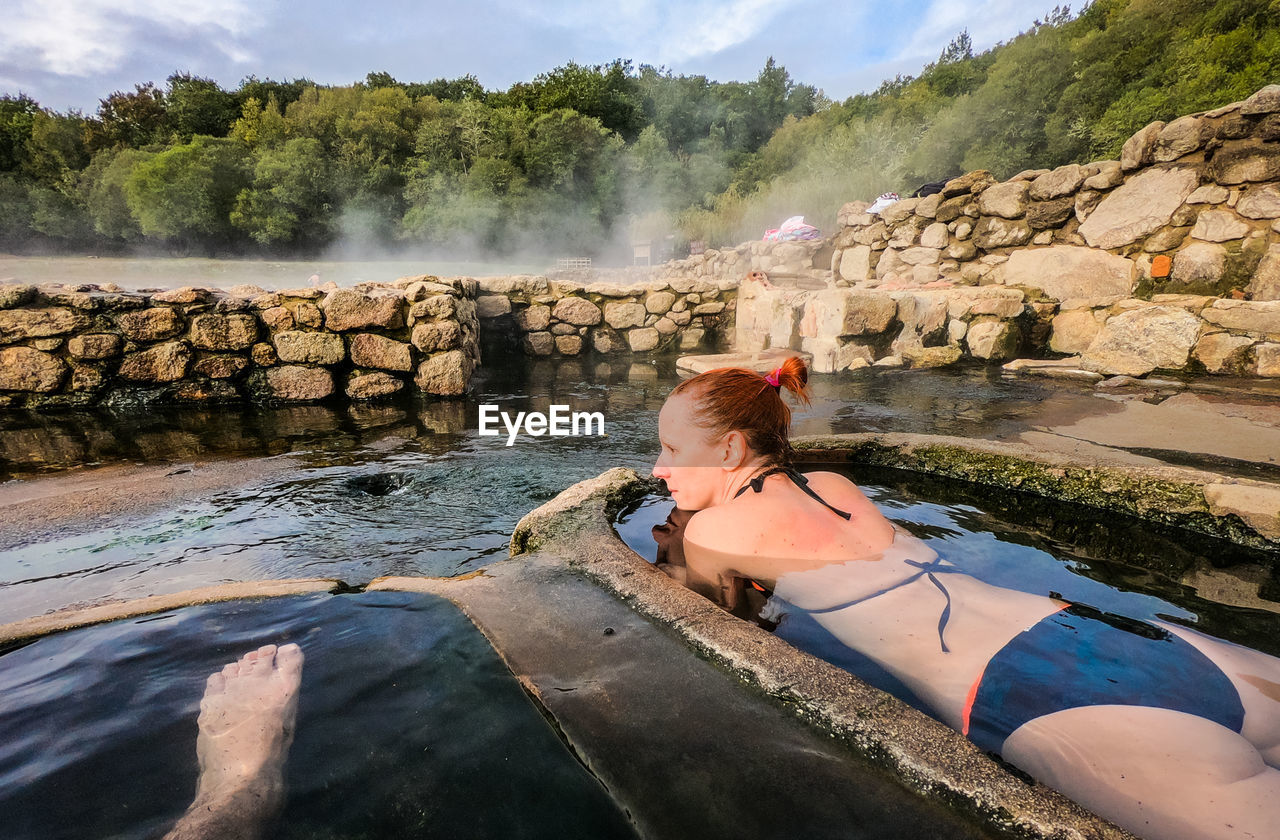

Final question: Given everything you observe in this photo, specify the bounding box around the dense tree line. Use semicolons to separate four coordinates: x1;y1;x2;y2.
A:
0;59;819;257
2;0;1278;257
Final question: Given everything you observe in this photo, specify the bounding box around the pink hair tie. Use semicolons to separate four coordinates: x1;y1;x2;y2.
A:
764;368;781;388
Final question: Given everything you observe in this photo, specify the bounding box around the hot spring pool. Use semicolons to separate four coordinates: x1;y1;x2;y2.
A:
0;591;636;840
3;359;1278;839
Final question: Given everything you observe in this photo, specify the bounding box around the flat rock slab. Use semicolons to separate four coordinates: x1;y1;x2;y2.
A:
372;559;999;840
677;348;812;376
1038;391;1280;472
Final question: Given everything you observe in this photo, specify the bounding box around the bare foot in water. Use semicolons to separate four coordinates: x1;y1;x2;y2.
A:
165;644;304;840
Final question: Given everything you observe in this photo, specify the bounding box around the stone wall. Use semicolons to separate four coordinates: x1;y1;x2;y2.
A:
473;274;736;357
0;276;480;408
736;84;1280;377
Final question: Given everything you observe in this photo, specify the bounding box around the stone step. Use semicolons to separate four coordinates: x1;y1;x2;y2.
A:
676;348;812;377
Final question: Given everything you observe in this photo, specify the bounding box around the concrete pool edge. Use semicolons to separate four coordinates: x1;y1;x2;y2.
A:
0;578;344;645
509;467;1137;840
793;432;1280;553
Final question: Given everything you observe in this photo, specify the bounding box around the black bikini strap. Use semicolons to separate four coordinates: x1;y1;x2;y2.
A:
733;466;853;521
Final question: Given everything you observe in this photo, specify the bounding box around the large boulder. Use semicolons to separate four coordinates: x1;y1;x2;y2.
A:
411;321;461;352
1003;246;1134;301
346;372;405;400
552;297;603;326
0;346;66;391
415;349;473;395
971;217;1032;249
349;333;413;372
604;301;647;329
514;303;552;331
839;245;871;283
1249;244;1280;300
1153;116;1208;162
118;341;192;382
1194;333;1255;374
645;292;676;315
1237;185;1280;219
474;295;512;318
273;331;346;365
1209;140;1280;185
0;307;91;343
321;288;405;331
1026;197;1076;230
977;181;1029;219
67;333;122;360
1120;121;1164;170
965;319;1020;360
1200;300;1280;337
1191;210;1250;242
1028;164;1086;200
265;365;334;401
0;284;37;309
1081;306;1202;375
1078;167;1199;249
188;313;258;351
627;327;661;352
1172;243;1227;287
1241;85;1280;116
1050;309;1104;355
117;307;184;341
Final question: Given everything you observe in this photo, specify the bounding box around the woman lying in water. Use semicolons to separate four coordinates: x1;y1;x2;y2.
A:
650;356;1280;840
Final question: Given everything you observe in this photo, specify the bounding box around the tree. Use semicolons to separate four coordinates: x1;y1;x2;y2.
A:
124;136;250;246
91;82;168;149
166;73;240;139
232;137;332;246
503;59;645;140
80;148;152;241
0;94;39;173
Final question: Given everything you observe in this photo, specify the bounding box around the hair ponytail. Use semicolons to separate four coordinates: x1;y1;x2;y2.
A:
669;355;811;467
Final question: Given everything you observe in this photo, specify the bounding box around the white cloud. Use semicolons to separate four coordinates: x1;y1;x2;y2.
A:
895;0;1034;63
509;0;791;65
0;0;262;76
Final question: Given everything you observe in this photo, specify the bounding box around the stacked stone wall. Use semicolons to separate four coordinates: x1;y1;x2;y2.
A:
736;84;1280;378
0;276;480;408
473;274;736;357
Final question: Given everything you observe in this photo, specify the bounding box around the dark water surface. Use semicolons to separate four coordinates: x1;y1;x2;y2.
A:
0;362;1118;623
0;591;636;840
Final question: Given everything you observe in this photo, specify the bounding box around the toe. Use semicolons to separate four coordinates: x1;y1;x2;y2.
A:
276;643;304;678
205;672;226;695
249;645;277;675
222;661;240;679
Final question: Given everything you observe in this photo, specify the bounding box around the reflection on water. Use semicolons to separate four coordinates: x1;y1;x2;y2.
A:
0;365;1098;480
0;362;1205;625
0;592;637;840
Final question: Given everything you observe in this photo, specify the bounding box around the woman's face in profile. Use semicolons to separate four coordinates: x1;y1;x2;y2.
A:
652;393;727;510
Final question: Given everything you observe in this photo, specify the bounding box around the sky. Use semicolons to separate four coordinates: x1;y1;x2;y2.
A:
0;0;1051;113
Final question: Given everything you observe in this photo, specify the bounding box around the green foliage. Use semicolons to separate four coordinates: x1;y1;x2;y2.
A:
80;148;152;241
3;2;1276;256
92;82;169;150
232;137;332;246
0;94;39;173
124;136;250;244
167;73;239;139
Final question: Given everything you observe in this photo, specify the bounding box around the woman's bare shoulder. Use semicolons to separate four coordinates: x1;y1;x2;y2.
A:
684;501;769;554
802;471;878;509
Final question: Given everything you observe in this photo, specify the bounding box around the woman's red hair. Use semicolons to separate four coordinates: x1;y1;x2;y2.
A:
669;355;810;466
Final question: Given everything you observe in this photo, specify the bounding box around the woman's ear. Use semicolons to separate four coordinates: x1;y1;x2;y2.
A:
720;429;751;469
